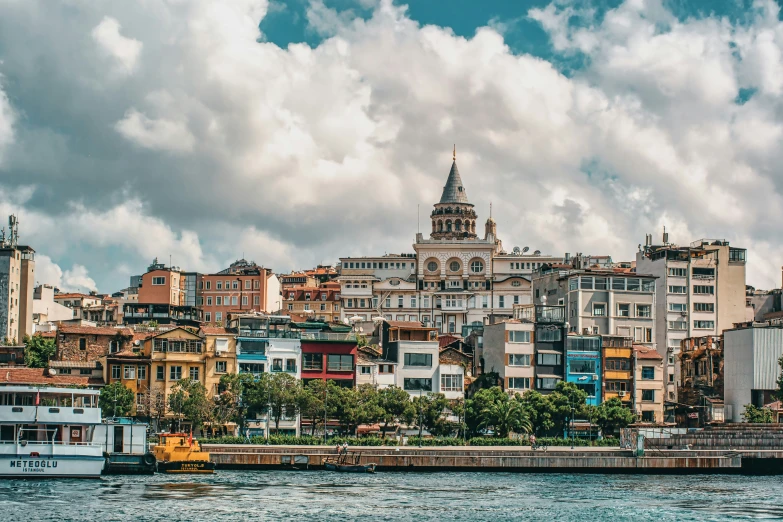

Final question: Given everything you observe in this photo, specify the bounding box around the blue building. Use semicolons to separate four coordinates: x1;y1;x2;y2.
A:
566;335;602;406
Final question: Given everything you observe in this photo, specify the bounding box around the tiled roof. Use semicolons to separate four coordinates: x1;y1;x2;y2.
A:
633;345;663;360
438;334;461;348
111;350;148;358
36;332;56;338
199;326;237;335
0;368;103;387
439;160;471;205
59;326;131;336
53;293;95;300
286;288;339;301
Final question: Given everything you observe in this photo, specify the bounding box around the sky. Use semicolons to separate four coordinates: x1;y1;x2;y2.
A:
1;0;783;293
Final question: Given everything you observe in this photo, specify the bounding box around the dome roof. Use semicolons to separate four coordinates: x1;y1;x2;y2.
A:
439;160;471;205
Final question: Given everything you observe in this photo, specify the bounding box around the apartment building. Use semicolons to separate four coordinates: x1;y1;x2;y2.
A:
678;335;724;424
199;326;238;396
0;217;34;343
636;236;749;402
339;153;571;334
54;293;102;320
633;345;664;423
482;320;535;395
602;335;634;407
566;334;602;406
199;259;281;323
284;283;341;322
380;321;447;397
124;260;200;326
533;267;657;347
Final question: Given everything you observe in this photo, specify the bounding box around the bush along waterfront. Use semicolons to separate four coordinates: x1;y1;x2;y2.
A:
134;374;633;442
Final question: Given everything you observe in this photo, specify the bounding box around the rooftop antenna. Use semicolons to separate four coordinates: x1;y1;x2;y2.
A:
417;204;420;235
663;225;669;245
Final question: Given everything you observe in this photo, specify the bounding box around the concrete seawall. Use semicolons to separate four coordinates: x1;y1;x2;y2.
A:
202;444;783;474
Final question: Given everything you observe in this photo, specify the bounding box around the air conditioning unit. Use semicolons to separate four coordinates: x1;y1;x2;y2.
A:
618;391;627;397
680;311;687;316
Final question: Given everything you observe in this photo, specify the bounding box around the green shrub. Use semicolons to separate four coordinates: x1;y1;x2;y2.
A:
407;436;464;446
199;435;398;446
468;437;525;446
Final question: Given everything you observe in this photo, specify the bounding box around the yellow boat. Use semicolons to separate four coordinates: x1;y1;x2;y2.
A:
152;433;216;474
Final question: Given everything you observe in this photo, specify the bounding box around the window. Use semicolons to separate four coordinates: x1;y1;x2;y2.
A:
245;280;251;289
642;367;655;380
606;381;627;392
242;296;248;306
398;296;404;307
327;354;353;371
569;278;578;291
508;377;530;390
694;302;714;312
668;285;686;294
271;359;283;372
239;363;265;376
729;248;746;262
570;359;596;374
170;366;182;380
303;353;323;370
138;366;147;380
511;280;521;287
576;383;596;397
206;281;211;290
215;312;222;322
636;304;651;318
189;367;199;380
508;354;531;366
423;296;430;308
404;378;432;391
428;260;440;272
411;296;417;308
216;296;222;306
470;260;484;273
499;296;505;308
509;330;531;343
449;261;461;272
404;353;432;367
595;278;608;290
216;361;227;373
206;297;213;306
286;359;297;373
360;366;372;375
254;280;260;289
668;320;687;330
536;377;560;390
668;268;687;277
668;303;687;312
152;277;166;285
694;320;715;329
111;365;121;379
232;296;238;306
123;366;136;379
441;374;463;391
216;281;223;290
693;285;714;295
378;364;394;374
626;278;640;291
254;296;260;306
642;389;655;402
79;338;86;351
580;276;593;290
593;303;606;317
642;280;655;292
612;278;626;291
156;366;164;380
232;281;238;289
482;296;488;308
617;303;630;317
320;303;326;311
537;353;562;366
536;328;562;342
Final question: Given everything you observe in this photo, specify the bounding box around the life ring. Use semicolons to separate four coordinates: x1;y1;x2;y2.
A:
143;453;156;466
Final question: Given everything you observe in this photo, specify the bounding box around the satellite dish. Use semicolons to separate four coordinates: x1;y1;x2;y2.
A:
522;246;529;253
49;369;57;376
512;247;521;255
134;340;141;346
533;250;541;255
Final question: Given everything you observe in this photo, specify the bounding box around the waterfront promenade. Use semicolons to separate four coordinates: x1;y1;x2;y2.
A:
203;443;783;474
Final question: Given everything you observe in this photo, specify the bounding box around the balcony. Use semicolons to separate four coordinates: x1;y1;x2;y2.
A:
441;302;467;312
300;332;357;342
536;305;565;324
237;329;299;339
327;363;354;372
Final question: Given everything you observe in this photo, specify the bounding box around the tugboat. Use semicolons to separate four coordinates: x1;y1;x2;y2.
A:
152;433;216;474
324;452;376;473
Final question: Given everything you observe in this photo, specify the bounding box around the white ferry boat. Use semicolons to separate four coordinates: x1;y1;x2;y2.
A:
0;385;106;478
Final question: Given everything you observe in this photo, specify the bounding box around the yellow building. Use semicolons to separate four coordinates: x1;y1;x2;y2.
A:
602;334;633;406
199;326;238;396
147;327;206;420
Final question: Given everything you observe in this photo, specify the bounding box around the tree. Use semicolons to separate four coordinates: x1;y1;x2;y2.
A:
479;393;532;438
742;404;775;423
376;386;411;437
594;398;635;436
297;379;327;436
23;334;56;368
169;379;213;433
99;381;134;418
465;387;507;437
267;373;299;434
450;398;467;440
407;393;449;435
775;355;783;403
548;381;588;436
518;390;556;436
215;373;254;432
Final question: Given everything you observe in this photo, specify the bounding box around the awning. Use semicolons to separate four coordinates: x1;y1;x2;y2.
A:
536;349;563;355
49;361;97;369
535;374;562;379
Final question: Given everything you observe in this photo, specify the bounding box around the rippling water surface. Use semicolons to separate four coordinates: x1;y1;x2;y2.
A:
1;471;782;521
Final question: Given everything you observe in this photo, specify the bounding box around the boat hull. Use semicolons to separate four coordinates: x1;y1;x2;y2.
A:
157;460;216;474
0;455;105;478
103;453;157;475
324;462;376;473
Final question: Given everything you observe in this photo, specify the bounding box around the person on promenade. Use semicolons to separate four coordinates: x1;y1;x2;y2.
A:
342;442;349;455
530;434;537;449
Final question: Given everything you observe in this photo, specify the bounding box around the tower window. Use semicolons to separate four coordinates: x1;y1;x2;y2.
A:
470;260;484;273
449;261;461;272
427;261;438;272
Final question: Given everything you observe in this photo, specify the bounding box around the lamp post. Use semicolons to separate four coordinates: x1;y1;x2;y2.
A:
323;383;328;445
266;401;271;445
570;398;575;450
418;389;423;448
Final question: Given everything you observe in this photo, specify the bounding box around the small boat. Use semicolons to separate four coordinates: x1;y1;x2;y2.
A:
0;385;107;478
152;433;216;474
324;452;376;473
97;418;156;475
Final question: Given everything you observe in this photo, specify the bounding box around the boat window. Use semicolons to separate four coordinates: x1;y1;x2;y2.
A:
0;425;14;441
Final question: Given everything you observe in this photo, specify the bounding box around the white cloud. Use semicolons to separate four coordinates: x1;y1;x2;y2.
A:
1;0;783;293
91;16;142;75
0;82;14;163
114;108;196;153
34;255;97;293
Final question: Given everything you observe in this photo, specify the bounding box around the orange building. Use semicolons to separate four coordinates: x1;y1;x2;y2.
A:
283;283;341;322
124;259;199;326
199;260;279;324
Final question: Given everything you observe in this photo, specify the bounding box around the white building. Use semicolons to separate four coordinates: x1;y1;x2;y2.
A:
32;285;74;330
636;237;750;402
339;152;569;334
356;353;397;388
724;322;783;422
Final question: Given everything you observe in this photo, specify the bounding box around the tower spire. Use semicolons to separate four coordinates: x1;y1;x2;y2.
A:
453;144;456;161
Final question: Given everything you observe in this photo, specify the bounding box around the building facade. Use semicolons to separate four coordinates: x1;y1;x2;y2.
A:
338;154;568;333
566;335;602;406
482;320;535;395
602;334;634;408
633;345;664;423
199;259;280;324
636;237;749;402
284;284;341;323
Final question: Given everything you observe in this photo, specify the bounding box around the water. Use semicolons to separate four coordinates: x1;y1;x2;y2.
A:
0;471;781;521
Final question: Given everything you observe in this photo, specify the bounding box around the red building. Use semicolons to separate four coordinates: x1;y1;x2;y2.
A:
298;323;358;388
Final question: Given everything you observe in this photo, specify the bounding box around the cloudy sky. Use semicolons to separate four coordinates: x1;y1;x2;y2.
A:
1;0;782;293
